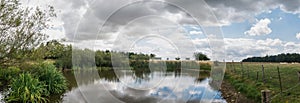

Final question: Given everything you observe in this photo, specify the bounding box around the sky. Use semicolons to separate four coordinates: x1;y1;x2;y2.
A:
22;0;300;61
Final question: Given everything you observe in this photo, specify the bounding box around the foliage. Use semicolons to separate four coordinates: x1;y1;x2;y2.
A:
200;63;211;70
130;60;149;69
29;40;154;69
194;52;210;61
117;60;211;71
5;73;48;103
53;44;72;69
166;61;181;71
150;54;155;58
0;0;55;65
29;40;72;69
4;63;67;102
242;53;300;62
0;66;20;83
34;63;67;94
95;50;151;67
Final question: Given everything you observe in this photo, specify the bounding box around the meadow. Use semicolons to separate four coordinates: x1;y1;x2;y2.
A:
225;62;300;103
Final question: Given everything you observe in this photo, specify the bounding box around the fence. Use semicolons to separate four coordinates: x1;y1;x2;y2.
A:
227;62;300;103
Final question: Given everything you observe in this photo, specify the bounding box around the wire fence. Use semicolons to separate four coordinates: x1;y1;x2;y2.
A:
227;62;300;102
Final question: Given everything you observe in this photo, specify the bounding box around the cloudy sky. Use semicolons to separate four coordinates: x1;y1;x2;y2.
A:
22;0;300;61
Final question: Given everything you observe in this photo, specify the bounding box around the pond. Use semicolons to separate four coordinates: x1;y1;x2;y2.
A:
1;69;226;103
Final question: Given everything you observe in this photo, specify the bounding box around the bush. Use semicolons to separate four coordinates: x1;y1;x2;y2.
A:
36;63;67;94
54;59;72;70
200;63;211;70
0;67;21;83
5;73;48;103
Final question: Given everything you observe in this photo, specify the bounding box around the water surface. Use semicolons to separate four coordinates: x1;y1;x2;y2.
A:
0;69;226;103
57;69;226;103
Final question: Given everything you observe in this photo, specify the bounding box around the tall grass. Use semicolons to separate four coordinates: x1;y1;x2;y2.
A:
5;73;49;103
0;67;20;83
226;62;300;102
4;63;67;102
129;60;211;71
35;63;67;94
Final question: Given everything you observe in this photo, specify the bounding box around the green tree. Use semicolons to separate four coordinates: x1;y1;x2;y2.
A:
150;54;155;58
54;45;72;69
0;0;55;65
194;52;210;61
44;40;65;59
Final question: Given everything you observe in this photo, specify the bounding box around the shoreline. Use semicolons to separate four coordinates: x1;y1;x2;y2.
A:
220;80;255;103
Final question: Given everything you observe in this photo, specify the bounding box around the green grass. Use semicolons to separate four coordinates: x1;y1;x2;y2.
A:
105;60;212;71
2;63;67;103
226;62;300;103
36;63;67;94
6;73;49;103
0;67;21;83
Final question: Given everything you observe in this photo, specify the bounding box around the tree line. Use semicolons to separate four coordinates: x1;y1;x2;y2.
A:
242;53;300;63
1;38;212;70
30;40;154;69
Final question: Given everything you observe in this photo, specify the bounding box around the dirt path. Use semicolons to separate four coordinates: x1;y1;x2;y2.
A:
220;81;256;103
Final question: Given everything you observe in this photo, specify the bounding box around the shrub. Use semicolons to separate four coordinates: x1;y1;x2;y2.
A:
19;62;40;71
200;63;211;70
54;59;72;70
5;73;48;103
36;63;67;94
0;67;21;83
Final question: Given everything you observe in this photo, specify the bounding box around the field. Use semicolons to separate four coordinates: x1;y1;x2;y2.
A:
225;62;300;103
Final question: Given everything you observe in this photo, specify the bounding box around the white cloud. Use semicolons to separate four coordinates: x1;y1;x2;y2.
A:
244;18;272;36
283;42;300;53
189;31;203;35
256;38;282;46
296;32;300;39
23;0;300;41
21;0;300;41
19;0;300;62
192;38;280;61
225;38;300;61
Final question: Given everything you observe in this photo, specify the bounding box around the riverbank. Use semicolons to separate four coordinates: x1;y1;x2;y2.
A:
220;80;255;103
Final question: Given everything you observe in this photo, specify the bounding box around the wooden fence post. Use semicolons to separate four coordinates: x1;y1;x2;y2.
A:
262;65;266;83
247;66;250;78
277;66;283;94
261;90;271;103
241;62;244;77
256;71;259;81
297;71;300;82
232;60;236;73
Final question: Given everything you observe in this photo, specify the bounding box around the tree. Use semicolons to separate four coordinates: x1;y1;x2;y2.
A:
55;45;72;70
44;40;65;59
194;52;210;61
0;0;55;64
150;54;155;58
242;53;300;63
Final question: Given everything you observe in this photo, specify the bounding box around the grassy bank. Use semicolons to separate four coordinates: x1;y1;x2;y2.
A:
0;63;67;103
225;62;300;103
129;60;211;71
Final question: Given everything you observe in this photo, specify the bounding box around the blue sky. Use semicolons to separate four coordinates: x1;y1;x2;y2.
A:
181;7;300;61
222;7;300;42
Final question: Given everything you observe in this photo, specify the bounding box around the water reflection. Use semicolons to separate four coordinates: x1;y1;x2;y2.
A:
61;69;226;103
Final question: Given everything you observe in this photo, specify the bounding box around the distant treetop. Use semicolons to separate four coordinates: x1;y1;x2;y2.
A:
194;52;210;61
242;53;300;63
